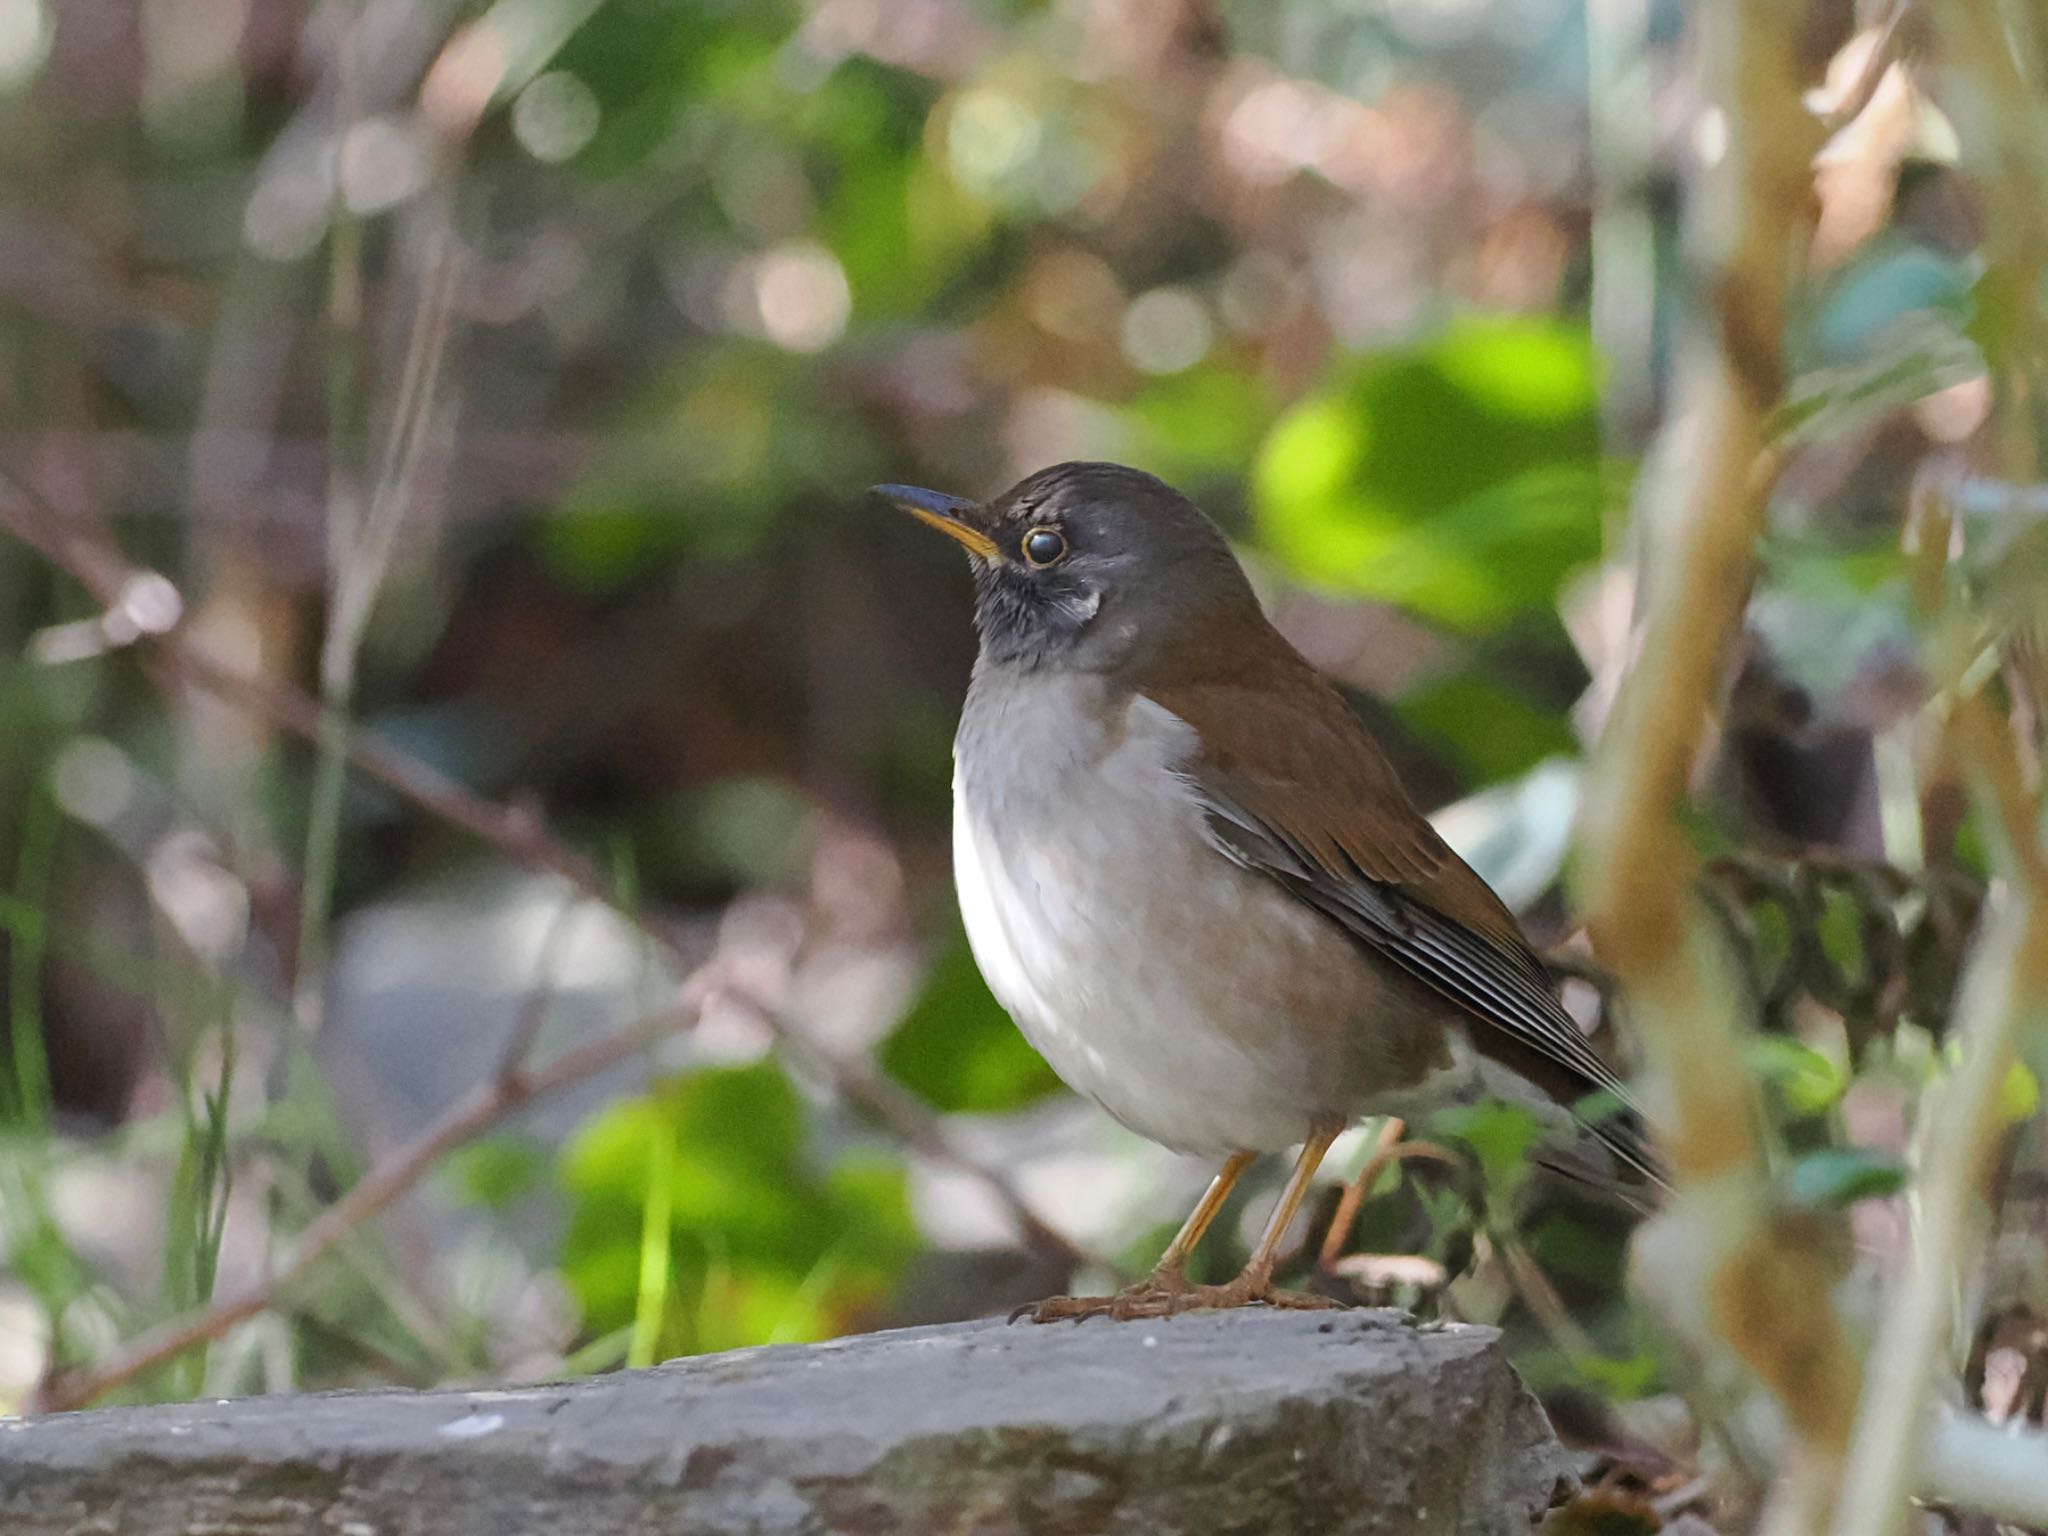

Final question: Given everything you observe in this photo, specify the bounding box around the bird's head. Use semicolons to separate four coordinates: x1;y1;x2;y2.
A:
875;461;1261;673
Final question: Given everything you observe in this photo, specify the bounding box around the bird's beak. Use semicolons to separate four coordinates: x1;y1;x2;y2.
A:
872;483;1003;562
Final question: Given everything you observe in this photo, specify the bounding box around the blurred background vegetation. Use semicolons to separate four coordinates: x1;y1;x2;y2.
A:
0;0;2044;1527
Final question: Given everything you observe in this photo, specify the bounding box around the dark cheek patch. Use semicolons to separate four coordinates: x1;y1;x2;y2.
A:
972;565;1102;667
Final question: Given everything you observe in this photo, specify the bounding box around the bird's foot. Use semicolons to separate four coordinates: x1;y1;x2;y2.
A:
1011;1269;1186;1323
1012;1269;1344;1323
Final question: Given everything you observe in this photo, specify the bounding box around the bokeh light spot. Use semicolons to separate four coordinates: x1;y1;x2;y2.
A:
339;116;429;215
947;88;1041;193
52;738;137;830
244;142;336;260
752;243;852;353
1120;287;1213;376
514;71;600;163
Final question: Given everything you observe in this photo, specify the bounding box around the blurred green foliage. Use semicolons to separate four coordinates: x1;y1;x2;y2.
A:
0;0;2025;1442
1782;1146;1908;1210
881;936;1063;1115
1254;318;1608;635
559;1060;916;1358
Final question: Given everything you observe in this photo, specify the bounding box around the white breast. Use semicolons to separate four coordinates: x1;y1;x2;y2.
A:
951;671;1441;1156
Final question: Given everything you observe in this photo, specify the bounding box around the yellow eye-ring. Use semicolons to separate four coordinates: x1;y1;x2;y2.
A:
1021;527;1066;566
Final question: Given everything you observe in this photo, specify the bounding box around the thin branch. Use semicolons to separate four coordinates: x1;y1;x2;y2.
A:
1824;545;2048;1536
31;1002;699;1414
0;478;616;903
719;989;1099;1277
1317;1116;1406;1270
300;231;462;1001
1829;887;2047;1536
496;895;583;1080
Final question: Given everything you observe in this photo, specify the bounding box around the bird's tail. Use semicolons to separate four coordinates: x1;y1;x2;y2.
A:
1537;1098;1669;1216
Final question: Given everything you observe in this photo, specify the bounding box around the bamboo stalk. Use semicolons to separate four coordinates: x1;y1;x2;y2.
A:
1578;0;1858;1472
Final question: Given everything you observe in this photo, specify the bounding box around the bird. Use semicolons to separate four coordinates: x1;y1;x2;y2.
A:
876;461;1660;1321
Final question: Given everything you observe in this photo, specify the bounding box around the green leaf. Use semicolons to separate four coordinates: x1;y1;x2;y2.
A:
1806;240;1976;364
555;1059;918;1359
819;79;989;320
443;1134;552;1210
880;936;1063;1114
1428;1098;1546;1206
1783;1147;1908;1209
1777;331;1985;446
2004;1060;2041;1124
1253;317;1610;634
1571;1349;1662;1401
1525;1208;1629;1288
1816;884;1865;981
550;2;790;179
1778;238;1982;444
1749;1036;1848;1118
1399;673;1578;787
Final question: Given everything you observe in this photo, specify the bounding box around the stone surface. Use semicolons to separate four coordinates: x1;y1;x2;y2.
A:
0;1309;1571;1535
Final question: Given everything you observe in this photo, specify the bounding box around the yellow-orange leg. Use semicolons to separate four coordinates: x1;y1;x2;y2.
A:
1217;1119;1345;1305
1156;1148;1257;1274
1021;1127;1347;1321
1017;1149;1253;1322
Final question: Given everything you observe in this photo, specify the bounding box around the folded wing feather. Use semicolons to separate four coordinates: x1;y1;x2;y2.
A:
1142;666;1665;1194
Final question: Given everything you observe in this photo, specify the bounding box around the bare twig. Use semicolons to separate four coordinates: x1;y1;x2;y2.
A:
300;231;462;1002
31;1002;698;1414
1829;883;2048;1536
1819;9;2048;1523
496;895;584;1080
0;478;616;902
300;0;372;1003
718;989;1099;1276
1317;1116;1406;1270
1312;1124;1468;1275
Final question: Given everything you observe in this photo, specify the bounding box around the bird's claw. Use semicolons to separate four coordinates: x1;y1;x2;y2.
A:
1011;1272;1346;1323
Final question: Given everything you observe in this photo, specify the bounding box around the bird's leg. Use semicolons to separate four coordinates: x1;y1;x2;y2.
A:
1154;1148;1258;1277
1180;1119;1346;1311
1018;1150;1254;1323
1020;1124;1352;1321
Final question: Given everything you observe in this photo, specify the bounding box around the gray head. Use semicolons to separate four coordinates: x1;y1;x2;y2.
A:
875;462;1261;673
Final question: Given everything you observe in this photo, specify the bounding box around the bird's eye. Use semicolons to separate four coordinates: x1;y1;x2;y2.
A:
1021;527;1067;567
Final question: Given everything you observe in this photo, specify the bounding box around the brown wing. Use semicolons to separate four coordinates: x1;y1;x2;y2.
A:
1144;657;1663;1191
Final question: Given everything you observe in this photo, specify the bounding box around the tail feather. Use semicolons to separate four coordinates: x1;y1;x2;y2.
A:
1535;1101;1667;1215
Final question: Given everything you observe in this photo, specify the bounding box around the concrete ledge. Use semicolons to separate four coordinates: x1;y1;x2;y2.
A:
0;1309;1571;1535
